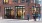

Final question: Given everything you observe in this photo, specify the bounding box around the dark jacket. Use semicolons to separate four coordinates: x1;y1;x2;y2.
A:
27;14;30;18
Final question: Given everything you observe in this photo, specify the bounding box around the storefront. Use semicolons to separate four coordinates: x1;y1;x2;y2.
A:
15;6;25;19
32;6;41;19
4;6;25;19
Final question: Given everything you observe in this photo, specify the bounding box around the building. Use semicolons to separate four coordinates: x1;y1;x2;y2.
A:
0;0;41;19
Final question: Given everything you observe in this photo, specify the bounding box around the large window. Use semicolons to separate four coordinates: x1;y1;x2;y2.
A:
26;0;30;3
13;0;18;3
32;6;40;16
15;6;25;19
21;0;25;3
32;6;36;14
36;7;40;14
36;7;39;10
3;0;9;4
4;7;15;19
26;0;30;6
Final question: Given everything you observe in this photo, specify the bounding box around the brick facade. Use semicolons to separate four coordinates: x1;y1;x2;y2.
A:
0;0;40;19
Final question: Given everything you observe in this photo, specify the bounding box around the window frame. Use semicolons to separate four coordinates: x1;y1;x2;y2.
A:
21;0;25;3
26;0;30;3
15;6;25;19
3;0;9;4
13;0;18;3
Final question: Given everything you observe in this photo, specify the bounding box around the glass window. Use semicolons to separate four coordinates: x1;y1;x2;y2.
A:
31;0;34;3
21;0;25;3
4;7;15;19
4;0;6;3
32;6;40;15
35;0;39;4
26;0;30;3
13;0;18;3
34;0;35;3
36;8;39;11
4;0;8;4
15;6;25;19
32;6;36;14
26;0;30;6
6;0;8;3
36;8;40;14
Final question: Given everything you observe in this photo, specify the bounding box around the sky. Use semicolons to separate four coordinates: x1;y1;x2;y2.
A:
38;0;41;6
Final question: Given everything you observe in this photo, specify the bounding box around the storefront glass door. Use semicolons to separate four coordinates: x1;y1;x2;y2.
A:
15;6;25;19
4;7;14;19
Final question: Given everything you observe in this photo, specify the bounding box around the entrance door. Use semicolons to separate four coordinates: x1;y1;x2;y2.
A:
4;7;14;19
15;6;25;19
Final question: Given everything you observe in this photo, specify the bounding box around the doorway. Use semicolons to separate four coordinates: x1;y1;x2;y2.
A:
4;7;14;19
15;6;25;19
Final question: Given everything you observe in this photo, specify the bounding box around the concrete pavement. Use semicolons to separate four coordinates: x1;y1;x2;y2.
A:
0;16;42;23
0;19;42;23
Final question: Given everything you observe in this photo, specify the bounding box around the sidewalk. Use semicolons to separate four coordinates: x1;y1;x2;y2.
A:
0;17;42;23
0;19;42;23
0;16;42;21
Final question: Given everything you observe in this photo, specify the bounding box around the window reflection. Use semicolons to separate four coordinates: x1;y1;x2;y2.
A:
15;6;25;19
4;0;8;4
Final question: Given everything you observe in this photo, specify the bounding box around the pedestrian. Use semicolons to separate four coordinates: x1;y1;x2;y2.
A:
27;13;30;21
33;12;37;21
38;14;41;21
33;14;36;21
35;12;38;21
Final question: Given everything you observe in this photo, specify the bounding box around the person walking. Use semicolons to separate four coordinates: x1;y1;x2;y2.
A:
33;12;38;21
33;13;36;21
35;12;38;21
27;13;30;21
38;14;41;21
